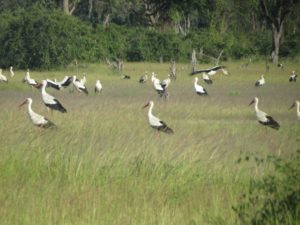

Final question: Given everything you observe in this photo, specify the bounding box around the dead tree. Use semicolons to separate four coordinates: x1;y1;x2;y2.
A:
191;49;197;73
169;60;176;80
106;58;123;72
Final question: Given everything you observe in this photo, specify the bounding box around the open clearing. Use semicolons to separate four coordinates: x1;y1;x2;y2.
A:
0;61;299;225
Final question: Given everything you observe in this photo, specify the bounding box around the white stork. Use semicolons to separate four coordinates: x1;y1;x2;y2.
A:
152;75;165;98
190;65;227;76
151;72;159;83
143;101;174;134
289;71;297;82
95;80;102;93
194;77;208;96
72;75;88;95
10;66;14;77
19;98;56;128
255;75;265;87
0;69;8;83
139;72;148;83
80;73;87;85
23;69;38;88
40;80;67;113
289;101;300;121
249;97;280;130
121;74;131;79
202;73;213;84
161;75;171;89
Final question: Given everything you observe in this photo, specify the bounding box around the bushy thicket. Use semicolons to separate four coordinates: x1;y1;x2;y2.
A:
0;7;298;69
233;151;300;225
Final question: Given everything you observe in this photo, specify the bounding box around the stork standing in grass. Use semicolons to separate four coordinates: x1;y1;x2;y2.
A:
19;98;56;128
249;97;280;130
40;80;67;113
80;73;87;85
194;77;208;96
289;101;300;121
289;71;297;82
0;69;8;83
10;66;14;77
160;75;171;99
23;69;38;88
143;101;174;134
95;80;102;94
202;73;213;84
255;75;265;87
72;75;88;95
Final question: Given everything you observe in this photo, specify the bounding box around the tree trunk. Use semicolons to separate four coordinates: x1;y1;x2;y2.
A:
63;0;70;14
272;23;283;64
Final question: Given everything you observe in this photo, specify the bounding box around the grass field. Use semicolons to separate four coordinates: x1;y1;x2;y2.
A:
0;61;299;225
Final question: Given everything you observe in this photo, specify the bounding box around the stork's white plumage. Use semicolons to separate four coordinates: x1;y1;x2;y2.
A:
23;70;38;87
10;66;14;77
249;97;280;130
151;72;159;83
191;65;227;76
152;75;165;97
289;71;297;82
72;75;88;95
194;77;208;96
95;80;102;93
255;75;265;87
57;76;73;88
80;73;87;85
46;79;61;90
289;101;300;120
143;101;174;134
19;98;56;128
40;80;67;113
161;75;171;89
0;69;8;83
202;73;213;84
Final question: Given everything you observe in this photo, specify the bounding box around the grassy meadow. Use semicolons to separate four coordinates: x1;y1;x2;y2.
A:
0;61;299;225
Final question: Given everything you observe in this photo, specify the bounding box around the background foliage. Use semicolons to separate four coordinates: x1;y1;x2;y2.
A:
0;0;299;69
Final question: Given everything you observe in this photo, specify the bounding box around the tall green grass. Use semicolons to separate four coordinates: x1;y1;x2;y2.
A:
0;61;299;224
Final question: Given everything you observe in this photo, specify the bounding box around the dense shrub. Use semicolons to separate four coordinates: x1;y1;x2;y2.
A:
0;7;97;69
1;7;298;69
233;151;300;225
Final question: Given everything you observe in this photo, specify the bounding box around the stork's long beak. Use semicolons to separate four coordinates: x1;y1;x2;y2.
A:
249;99;255;106
19;99;27;108
289;102;295;110
142;102;150;109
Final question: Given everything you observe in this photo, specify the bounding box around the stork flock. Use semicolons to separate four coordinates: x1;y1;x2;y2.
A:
0;65;299;133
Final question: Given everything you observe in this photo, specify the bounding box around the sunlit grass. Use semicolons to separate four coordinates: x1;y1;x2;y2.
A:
0;61;299;224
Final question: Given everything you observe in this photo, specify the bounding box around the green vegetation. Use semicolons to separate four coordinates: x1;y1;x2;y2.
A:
1;1;300;69
0;61;299;224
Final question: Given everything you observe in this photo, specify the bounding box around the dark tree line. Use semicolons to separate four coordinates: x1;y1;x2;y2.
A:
0;0;300;66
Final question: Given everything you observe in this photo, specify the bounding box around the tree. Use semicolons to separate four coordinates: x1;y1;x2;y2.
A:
260;0;300;63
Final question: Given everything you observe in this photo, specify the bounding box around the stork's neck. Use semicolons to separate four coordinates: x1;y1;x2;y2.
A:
296;103;300;116
27;101;33;115
148;103;154;118
254;100;259;112
41;82;47;94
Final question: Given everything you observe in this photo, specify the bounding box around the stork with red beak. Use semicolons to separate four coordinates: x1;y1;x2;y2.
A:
19;98;56;128
143;101;174;134
249;97;280;130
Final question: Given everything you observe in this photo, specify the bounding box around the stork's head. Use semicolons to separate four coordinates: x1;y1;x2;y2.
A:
289;101;300;110
249;97;258;106
19;98;32;108
142;101;153;109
